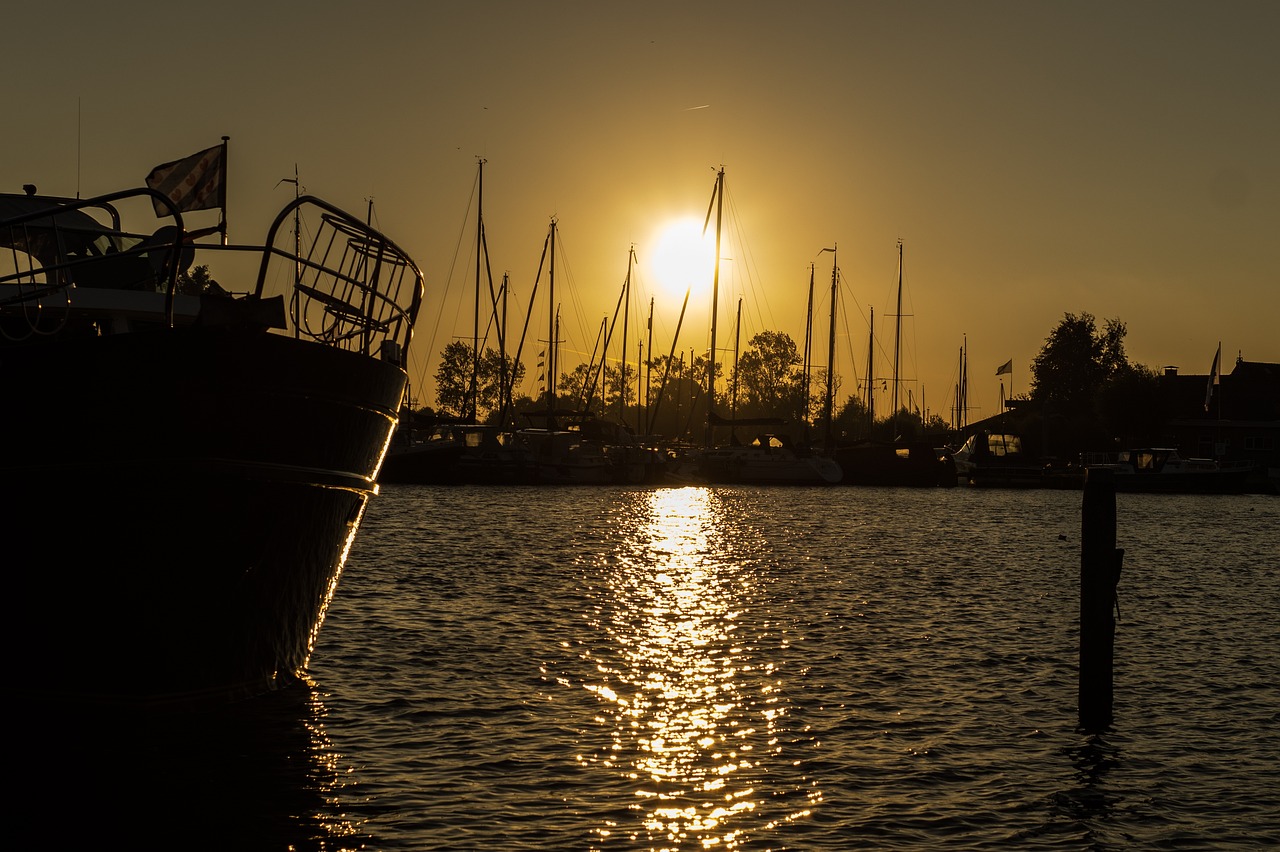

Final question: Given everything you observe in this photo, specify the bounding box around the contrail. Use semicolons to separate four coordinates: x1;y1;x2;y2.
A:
684;104;710;111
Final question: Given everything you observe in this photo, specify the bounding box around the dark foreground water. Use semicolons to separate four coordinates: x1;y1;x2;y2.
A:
18;486;1279;849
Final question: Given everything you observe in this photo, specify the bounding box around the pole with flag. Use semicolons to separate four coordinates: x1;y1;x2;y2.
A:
144;136;229;244
996;358;1013;413
1204;342;1221;415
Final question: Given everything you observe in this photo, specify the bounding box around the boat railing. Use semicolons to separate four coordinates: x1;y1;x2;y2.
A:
3;189;423;362
253;196;423;362
1;188;189;328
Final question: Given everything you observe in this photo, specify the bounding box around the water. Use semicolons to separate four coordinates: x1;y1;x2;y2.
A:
19;486;1278;849
309;485;1279;850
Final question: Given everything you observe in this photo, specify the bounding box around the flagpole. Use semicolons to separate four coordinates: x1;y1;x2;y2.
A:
219;136;230;245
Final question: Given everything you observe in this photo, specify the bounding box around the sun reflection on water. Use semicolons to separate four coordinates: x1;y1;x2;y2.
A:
578;487;818;849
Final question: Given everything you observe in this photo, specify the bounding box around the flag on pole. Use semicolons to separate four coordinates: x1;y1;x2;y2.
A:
1204;342;1221;412
145;144;226;217
996;359;1013;376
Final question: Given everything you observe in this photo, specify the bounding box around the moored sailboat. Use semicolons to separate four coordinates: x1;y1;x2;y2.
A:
691;168;841;485
831;240;951;486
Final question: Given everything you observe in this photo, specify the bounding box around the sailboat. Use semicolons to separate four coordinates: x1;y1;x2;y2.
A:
692;168;842;485
832;240;952;486
512;218;616;485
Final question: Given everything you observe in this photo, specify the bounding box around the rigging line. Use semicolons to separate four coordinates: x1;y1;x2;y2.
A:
835;273;863;396
416;170;482;397
721;185;776;336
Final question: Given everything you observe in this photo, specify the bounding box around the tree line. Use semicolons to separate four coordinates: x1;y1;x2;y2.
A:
425;327;949;443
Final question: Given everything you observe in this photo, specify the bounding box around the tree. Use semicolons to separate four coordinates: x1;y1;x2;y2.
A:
732;331;804;420
1028;312;1136;458
433;341;525;422
1097;363;1170;448
175;264;227;296
1030;312;1129;409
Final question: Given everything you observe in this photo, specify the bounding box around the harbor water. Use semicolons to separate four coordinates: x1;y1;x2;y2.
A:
21;485;1279;849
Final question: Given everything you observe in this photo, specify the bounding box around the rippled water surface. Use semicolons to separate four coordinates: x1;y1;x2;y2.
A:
304;486;1278;850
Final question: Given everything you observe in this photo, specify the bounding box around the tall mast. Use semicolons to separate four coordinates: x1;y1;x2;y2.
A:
866;307;875;434
547;219;558;414
645;296;654;434
826;248;837;449
620;246;634;427
803;263;815;445
703;167;724;449
891;239;904;439
471;158;486;422
499;272;510;421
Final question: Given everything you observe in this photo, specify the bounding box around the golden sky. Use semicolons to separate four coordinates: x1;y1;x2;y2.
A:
6;1;1277;422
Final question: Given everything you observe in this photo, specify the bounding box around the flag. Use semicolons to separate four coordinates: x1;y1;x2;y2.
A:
996;359;1013;376
145;144;225;216
1204;342;1221;412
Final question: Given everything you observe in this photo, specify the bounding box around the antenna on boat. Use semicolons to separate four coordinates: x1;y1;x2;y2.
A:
76;97;82;199
276;165;303;288
219;136;230;245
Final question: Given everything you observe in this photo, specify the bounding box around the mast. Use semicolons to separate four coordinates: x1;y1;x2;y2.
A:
620;246;634;427
471;159;486;422
866;307;875;435
891;239;903;439
803;263;815;446
823;246;837;450
499;272;510;422
645;296;654;434
645;289;690;436
547;218;558;414
703;167;725;449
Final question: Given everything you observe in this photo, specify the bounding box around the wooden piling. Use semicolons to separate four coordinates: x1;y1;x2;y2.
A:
1079;466;1124;732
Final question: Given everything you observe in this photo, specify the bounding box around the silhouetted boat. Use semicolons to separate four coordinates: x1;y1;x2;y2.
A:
2;180;422;705
952;431;1045;487
825;242;951;486
380;420;466;484
691;168;841;486
834;439;954;487
696;431;843;485
1089;447;1254;494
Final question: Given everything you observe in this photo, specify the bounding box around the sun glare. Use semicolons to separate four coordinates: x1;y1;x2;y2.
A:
647;217;717;303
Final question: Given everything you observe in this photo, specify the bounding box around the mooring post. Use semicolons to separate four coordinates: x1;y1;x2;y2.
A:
1079;466;1124;731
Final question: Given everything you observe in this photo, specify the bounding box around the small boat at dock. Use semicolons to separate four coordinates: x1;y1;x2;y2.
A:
1088;447;1254;494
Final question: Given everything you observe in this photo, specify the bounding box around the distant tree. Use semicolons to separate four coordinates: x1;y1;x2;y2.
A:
733;331;804;420
175;264;227;296
643;353;709;439
833;394;872;440
558;363;594;411
1030;312;1129;409
1097;363;1170;448
434;341;473;417
433;341;525;422
1029;312;1132;458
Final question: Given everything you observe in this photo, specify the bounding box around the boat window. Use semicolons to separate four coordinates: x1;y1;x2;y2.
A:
987;434;1022;456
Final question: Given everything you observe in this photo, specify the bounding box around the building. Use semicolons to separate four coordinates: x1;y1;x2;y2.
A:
1163;356;1279;481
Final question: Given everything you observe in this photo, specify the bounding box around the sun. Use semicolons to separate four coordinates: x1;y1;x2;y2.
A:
646;216;718;303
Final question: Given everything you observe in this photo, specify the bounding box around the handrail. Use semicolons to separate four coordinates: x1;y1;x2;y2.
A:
256;195;424;359
1;187;187;325
4;188;424;361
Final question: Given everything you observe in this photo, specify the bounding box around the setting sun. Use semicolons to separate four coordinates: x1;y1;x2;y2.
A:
647;216;718;302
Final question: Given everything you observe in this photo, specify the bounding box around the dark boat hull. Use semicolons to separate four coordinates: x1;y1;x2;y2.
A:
1108;469;1254;494
833;441;953;487
5;326;405;704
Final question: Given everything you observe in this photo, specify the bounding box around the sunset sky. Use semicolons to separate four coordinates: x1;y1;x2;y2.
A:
6;1;1277;423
